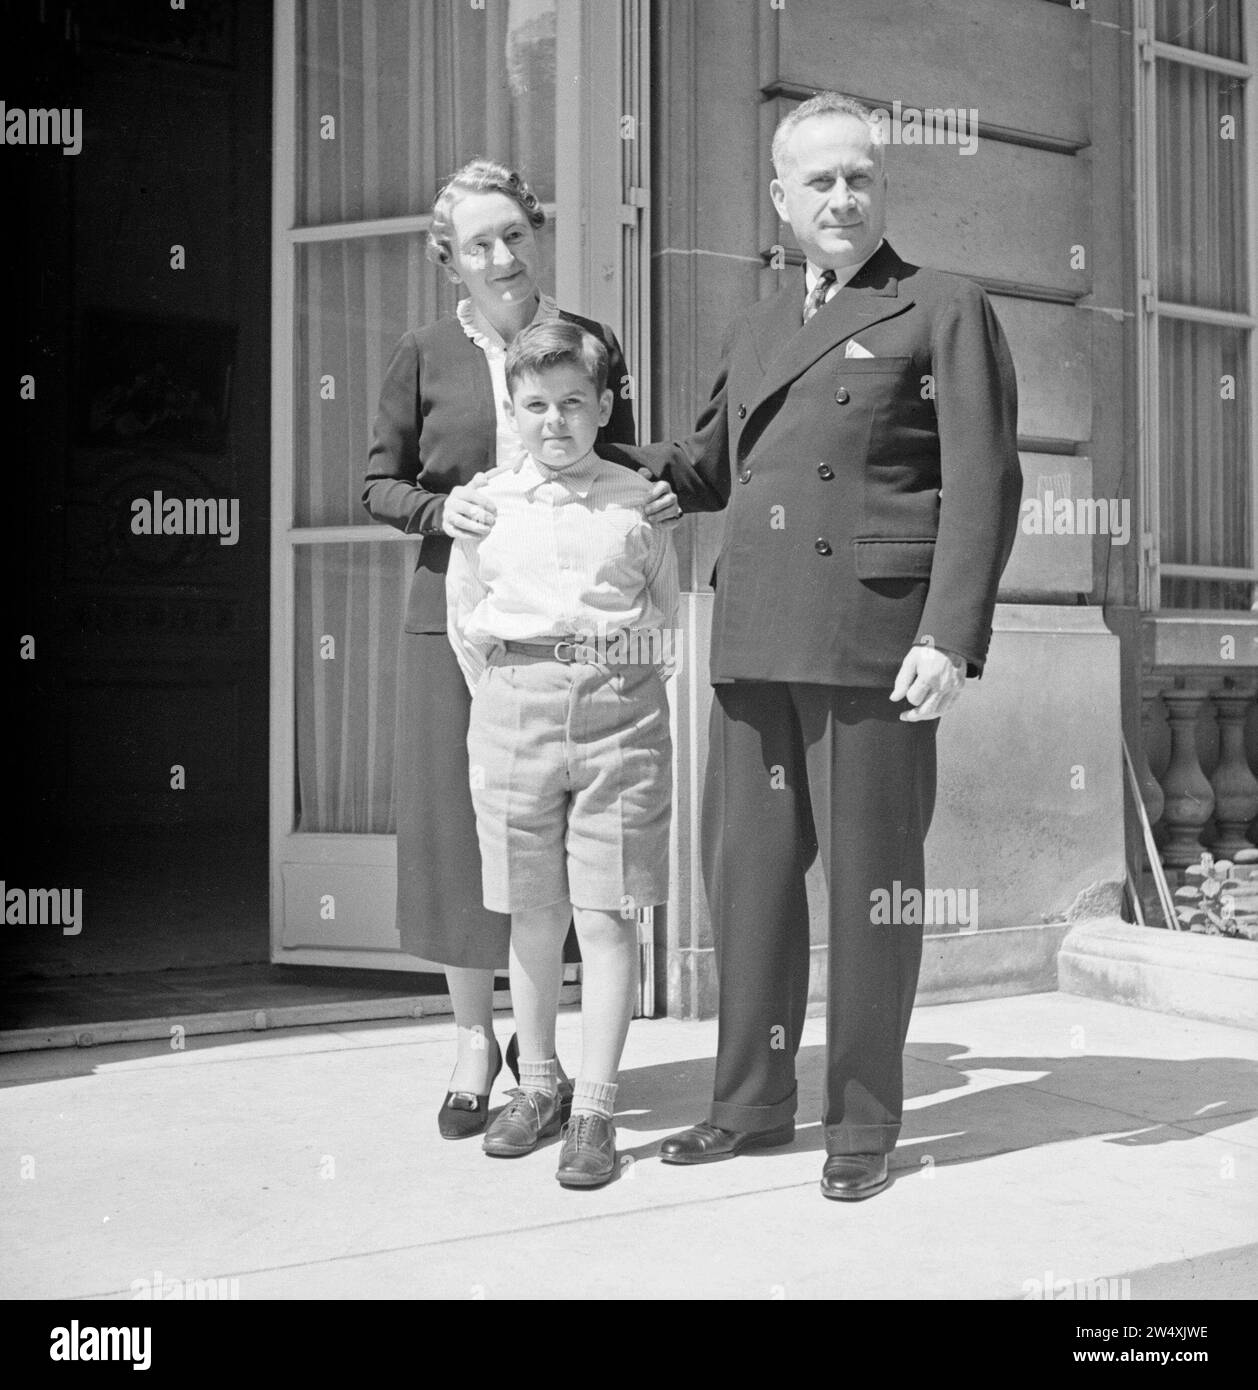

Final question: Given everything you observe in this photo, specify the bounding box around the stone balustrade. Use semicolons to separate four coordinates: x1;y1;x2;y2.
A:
1135;675;1258;875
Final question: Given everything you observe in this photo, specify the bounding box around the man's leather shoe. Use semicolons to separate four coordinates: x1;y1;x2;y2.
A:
820;1152;889;1200
659;1120;795;1165
482;1088;563;1156
556;1112;617;1187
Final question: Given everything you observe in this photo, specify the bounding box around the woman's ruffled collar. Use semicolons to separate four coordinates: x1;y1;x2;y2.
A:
456;290;561;352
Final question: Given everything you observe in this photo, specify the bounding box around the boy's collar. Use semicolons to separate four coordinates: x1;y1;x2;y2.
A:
517;449;603;498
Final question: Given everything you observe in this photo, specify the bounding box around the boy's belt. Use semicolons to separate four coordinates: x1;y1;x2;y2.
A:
500;638;656;667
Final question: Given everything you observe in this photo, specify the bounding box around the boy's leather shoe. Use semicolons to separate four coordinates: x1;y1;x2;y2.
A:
482;1088;563;1156
555;1112;617;1187
659;1120;795;1165
820;1153;889;1200
505;1034;574;1124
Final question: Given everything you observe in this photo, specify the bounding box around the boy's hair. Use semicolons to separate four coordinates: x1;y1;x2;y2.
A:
426;158;546;268
504;321;609;398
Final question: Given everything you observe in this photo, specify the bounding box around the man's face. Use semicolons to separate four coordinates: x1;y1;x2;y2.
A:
769;114;887;270
507;365;612;469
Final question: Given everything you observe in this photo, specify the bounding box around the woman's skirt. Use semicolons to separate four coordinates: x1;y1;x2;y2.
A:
394;631;512;969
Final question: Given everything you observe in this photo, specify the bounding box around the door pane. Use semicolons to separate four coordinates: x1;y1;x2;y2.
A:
1158;320;1251;609
1155;0;1244;60
298;0;558;225
294;225;556;527
1156;61;1247;312
295;233;434;528
288;0;564;843
294;541;412;833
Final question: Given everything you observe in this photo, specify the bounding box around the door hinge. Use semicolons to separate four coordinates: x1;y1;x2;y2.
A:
619;187;649;225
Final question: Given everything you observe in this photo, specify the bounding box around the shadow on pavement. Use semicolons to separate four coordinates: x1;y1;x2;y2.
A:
612;1042;1258;1167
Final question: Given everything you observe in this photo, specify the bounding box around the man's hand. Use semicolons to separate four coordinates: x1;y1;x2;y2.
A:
890;645;966;722
643;479;683;529
442;473;497;539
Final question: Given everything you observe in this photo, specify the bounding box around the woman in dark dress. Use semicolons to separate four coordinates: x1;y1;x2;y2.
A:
363;159;677;1135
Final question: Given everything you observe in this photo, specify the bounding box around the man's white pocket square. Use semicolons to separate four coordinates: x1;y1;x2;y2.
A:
845;340;874;358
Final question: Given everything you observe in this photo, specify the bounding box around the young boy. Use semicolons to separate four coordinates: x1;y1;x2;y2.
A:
446;320;678;1188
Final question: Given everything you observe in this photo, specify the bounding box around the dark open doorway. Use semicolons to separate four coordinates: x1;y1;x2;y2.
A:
3;1;273;1028
1;2;444;1035
1;4;500;1040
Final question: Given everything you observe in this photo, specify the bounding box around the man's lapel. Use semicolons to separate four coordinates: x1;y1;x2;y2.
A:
747;241;914;417
748;283;805;374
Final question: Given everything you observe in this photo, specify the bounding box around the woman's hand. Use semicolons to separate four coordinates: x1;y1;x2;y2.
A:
443;474;498;539
644;479;683;529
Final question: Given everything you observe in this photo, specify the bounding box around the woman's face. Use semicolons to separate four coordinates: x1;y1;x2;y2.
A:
445;190;540;313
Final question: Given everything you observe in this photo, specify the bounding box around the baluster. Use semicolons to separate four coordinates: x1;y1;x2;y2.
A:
1157;685;1215;869
1209;683;1258;859
1136;679;1165;829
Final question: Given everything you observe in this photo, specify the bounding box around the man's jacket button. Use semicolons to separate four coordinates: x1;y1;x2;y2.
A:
817;462;834;480
736;403;747;419
834;386;850;404
738;468;752;484
814;538;832;556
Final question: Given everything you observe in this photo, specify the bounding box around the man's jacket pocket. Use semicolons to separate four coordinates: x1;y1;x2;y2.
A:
853;537;936;579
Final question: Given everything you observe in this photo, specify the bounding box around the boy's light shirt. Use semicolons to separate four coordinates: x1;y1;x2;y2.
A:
446;450;680;692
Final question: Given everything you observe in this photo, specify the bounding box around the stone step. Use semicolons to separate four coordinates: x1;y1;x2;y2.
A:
1059;918;1258;1029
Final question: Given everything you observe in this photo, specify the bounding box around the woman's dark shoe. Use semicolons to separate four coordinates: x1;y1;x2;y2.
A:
437;1037;504;1140
505;1033;575;1122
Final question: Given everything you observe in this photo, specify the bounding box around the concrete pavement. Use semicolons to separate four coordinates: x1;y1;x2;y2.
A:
2;992;1255;1299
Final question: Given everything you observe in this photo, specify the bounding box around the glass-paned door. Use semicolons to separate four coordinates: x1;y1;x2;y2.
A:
271;0;648;971
1136;0;1256;610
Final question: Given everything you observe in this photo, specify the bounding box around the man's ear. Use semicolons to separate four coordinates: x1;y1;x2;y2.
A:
598;388;614;426
769;177;788;222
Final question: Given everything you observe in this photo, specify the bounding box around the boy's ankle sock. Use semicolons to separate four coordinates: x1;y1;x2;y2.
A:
571;1078;618;1120
518;1058;559;1096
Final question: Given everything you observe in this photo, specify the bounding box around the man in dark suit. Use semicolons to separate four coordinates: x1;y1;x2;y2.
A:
601;92;1022;1199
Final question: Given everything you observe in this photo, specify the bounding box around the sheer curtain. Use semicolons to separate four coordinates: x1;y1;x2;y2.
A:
293;0;558;832
1153;18;1251;610
1155;0;1243;61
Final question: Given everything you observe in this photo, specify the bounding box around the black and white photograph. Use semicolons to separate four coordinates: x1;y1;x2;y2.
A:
3;0;1256;1330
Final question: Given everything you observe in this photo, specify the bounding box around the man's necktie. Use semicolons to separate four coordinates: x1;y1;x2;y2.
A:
803;268;837;324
